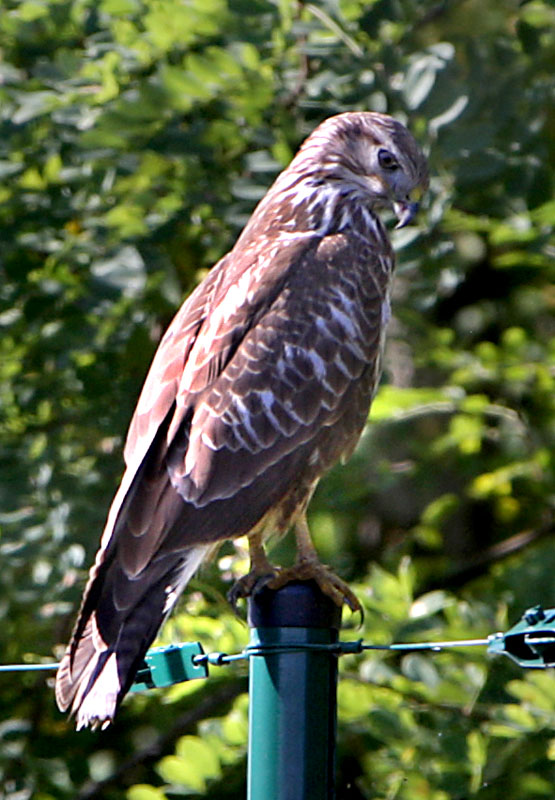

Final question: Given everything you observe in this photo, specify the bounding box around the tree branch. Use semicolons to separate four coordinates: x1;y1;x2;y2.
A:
423;515;554;593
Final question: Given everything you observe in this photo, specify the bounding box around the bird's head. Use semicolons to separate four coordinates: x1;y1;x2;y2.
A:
294;111;429;228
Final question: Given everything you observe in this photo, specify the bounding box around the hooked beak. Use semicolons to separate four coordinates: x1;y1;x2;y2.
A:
393;187;424;229
393;199;419;229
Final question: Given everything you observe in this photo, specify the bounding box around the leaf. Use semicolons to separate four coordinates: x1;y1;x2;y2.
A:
16;1;49;22
409;590;453;619
403;44;455;110
156;755;197;788
12;91;60;124
127;785;167;800
369;386;454;422
401;654;441;688
467;730;487;793
175;735;221;778
91;247;146;297
156;736;221;791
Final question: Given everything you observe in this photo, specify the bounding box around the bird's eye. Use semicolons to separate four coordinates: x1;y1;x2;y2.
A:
378;149;399;170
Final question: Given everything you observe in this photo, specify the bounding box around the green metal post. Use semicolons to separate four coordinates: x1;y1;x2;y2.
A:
247;580;342;800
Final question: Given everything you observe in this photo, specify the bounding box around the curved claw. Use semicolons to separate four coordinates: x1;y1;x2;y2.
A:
227;569;277;614
265;560;362;617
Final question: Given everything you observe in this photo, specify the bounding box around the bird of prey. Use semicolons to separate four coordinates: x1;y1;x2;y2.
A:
55;111;429;729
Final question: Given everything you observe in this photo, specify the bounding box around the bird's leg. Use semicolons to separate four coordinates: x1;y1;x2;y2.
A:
227;532;277;612
266;514;362;613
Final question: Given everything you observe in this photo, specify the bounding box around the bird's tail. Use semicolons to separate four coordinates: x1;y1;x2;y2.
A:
55;544;211;730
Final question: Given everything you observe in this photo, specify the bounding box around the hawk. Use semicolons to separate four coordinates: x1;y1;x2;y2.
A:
55;111;429;729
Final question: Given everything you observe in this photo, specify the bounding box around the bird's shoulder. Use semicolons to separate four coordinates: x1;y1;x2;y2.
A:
123;229;321;468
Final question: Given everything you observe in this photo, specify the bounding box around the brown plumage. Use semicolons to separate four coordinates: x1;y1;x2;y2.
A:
55;111;429;729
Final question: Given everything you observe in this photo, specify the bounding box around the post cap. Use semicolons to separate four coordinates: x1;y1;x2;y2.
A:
247;580;343;630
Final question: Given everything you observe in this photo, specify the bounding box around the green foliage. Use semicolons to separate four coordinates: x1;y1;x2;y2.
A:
334;557;555;799
0;0;553;797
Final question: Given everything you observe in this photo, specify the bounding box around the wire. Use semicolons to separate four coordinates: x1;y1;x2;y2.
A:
0;634;499;674
363;636;495;652
0;663;58;672
3;611;555;677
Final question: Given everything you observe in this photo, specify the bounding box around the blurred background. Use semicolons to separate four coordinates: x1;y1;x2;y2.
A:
0;0;553;797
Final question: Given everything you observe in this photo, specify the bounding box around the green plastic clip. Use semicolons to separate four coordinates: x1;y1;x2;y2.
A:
130;642;208;692
487;605;555;668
